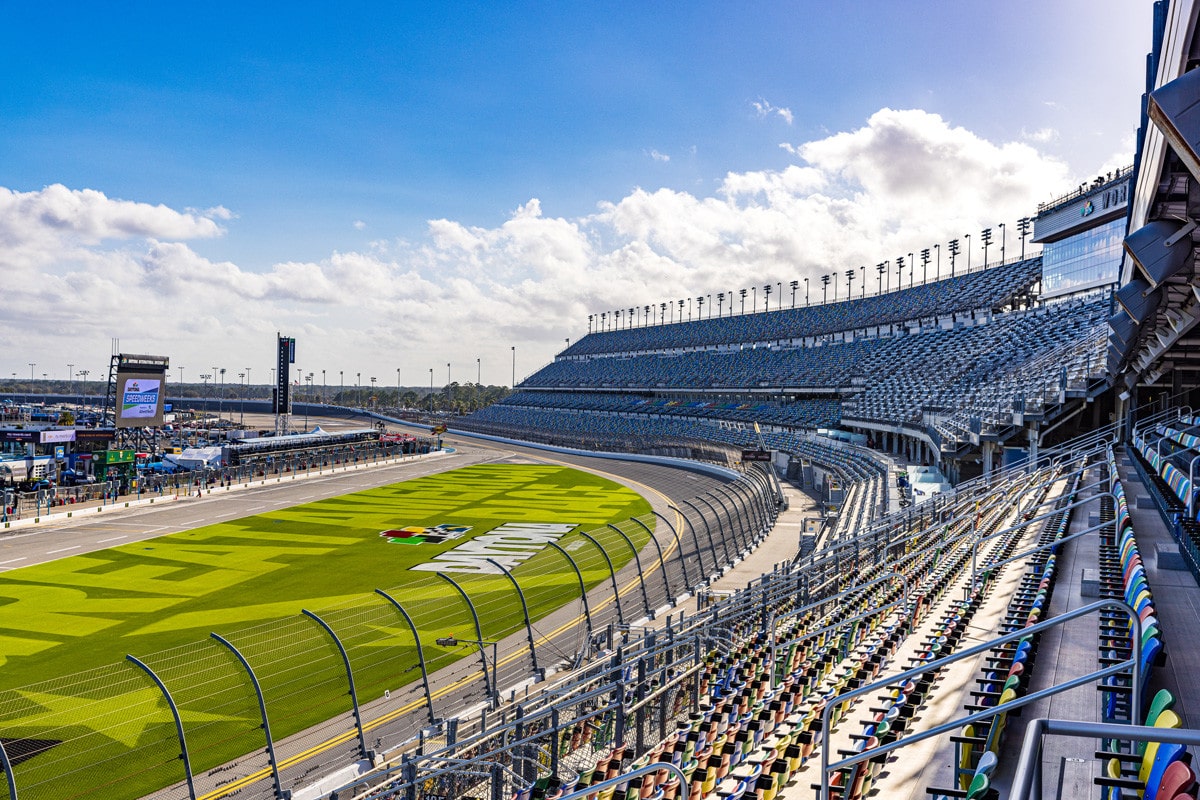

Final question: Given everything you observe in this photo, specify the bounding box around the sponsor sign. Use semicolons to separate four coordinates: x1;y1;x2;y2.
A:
121;379;161;420
380;524;472;545
40;430;77;444
407;522;578;574
741;449;772;462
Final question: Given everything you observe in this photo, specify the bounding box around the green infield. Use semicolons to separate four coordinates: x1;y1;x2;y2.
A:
0;463;654;800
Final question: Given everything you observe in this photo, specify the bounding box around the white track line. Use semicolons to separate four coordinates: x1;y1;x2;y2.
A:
98;535;128;543
47;546;80;554
0;558;26;565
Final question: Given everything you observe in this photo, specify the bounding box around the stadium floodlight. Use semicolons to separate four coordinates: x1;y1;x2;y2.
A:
981;227;992;267
789;280;798;308
998;222;1006;263
1149;66;1200;182
717;292;725;316
1124;218;1196;289
948;239;959;276
921;249;930;284
588;313;593;333
964;233;972;271
804;277;809;306
821;274;830;304
1017;217;1032;260
763;284;772;312
740;288;747;314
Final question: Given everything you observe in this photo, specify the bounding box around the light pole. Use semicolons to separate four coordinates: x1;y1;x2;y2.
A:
908;252;914;288
339;370;343;403
876;262;886;294
27;363;35;383
446;363;451;408
396;367;401;406
370;376;376;408
845;269;855;298
476;358;481;387
935;243;941;279
238;372;245;425
921;248;930;285
896;256;905;292
740;288;747;314
790;280;798;308
763;284;771;312
965;233;972;271
321;369;326;404
1018;217;1031;260
821;274;830;304
511;346;516;389
429;368;434;414
751;286;757;312
980;227;992;268
67;363;74;399
998;222;1006;263
201;374;211;422
78;369;90;408
804;276;810;306
948;239;959;276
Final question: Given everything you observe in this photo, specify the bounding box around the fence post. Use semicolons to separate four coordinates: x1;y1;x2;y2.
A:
374;589;437;726
579;530;625;627
0;734;17;800
649;511;693;593
608;523;653;617
209;633;286;800
710;485;751;553
434;573;494;705
630;517;674;604
300;609;370;760
485;559;541;678
126;655;196;800
547;541;594;649
694;495;734;563
678;500;725;573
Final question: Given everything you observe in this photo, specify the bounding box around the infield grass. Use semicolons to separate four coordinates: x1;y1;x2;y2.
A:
0;463;652;800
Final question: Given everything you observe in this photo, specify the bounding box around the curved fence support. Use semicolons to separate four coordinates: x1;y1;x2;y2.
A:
374;588;437;726
705;490;745;555
710;485;750;553
434;573;493;704
485;559;542;677
679;499;727;568
606;524;653;618
126;654;196;800
210;633;286;800
579;530;625;627
300;609;370;760
695;494;734;564
0;739;14;800
731;476;765;535
652;509;696;590
628;515;676;604
746;467;776;525
547;541;595;650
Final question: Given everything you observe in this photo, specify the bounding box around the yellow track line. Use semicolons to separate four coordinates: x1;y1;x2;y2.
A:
197;445;690;799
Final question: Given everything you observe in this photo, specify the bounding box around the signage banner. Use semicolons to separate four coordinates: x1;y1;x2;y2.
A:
40;430;77;444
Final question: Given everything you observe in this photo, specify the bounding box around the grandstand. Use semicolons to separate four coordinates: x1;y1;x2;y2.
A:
461;255;1109;485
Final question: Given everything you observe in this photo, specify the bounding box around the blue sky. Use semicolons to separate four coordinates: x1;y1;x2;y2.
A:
0;1;1152;386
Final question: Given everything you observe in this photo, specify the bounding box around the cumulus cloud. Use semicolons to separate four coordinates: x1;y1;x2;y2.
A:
0;109;1076;381
647;149;670;163
353;219;367;230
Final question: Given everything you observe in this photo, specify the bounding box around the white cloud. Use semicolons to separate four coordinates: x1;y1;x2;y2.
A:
752;98;794;125
353;219;367;230
0;108;1074;383
1021;127;1059;143
648;149;670;163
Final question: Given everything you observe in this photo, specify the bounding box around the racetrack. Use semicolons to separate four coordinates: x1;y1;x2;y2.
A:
0;431;753;800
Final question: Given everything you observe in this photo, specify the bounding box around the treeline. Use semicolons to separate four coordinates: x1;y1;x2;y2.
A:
3;381;511;415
